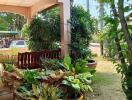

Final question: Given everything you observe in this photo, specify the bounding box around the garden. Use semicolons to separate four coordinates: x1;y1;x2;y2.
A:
0;0;131;100
2;55;96;100
0;4;96;100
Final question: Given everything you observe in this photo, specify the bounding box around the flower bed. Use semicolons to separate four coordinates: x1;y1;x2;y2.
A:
1;56;95;100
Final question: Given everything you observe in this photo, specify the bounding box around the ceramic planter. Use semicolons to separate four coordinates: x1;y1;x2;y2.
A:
87;59;97;69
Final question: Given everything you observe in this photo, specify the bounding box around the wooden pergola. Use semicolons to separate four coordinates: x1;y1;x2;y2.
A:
0;0;71;57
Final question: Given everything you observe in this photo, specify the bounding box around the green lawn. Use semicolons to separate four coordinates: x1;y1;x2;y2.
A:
88;57;126;100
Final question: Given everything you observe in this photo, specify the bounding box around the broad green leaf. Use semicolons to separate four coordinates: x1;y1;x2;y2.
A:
64;55;71;66
72;79;80;84
71;84;80;91
63;55;71;70
124;6;132;12
62;80;70;86
64;63;70;70
128;25;132;30
32;84;39;96
87;85;93;92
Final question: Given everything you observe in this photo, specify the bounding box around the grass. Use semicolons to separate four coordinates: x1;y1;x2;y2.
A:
0;47;29;55
0;48;29;63
88;57;126;100
93;72;114;85
0;48;18;55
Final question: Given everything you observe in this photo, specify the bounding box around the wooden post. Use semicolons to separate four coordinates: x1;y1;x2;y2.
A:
59;0;71;58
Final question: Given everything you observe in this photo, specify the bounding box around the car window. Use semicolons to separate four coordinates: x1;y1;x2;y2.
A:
16;41;24;45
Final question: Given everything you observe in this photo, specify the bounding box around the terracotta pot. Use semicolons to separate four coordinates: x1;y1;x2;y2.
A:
87;59;97;69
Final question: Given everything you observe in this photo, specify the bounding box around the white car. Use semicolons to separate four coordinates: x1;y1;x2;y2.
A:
9;40;27;48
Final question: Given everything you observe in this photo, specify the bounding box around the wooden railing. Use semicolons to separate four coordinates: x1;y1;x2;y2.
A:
0;54;17;64
0;54;9;63
17;49;61;69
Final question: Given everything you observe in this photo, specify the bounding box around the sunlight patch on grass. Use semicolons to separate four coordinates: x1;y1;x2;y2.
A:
93;72;114;85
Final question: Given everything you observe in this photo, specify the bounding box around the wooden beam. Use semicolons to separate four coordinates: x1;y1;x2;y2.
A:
0;4;29;18
31;0;58;17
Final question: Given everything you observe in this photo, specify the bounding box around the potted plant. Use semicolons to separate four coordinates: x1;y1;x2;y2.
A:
87;59;97;69
15;69;40;100
14;55;95;100
32;83;62;100
61;75;93;100
15;83;33;100
60;55;93;99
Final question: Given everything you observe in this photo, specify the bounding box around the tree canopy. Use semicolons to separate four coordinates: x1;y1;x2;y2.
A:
28;7;60;51
0;12;26;31
96;0;132;99
70;5;94;60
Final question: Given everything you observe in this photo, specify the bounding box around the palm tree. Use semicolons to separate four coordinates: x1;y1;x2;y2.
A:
98;1;105;55
87;0;90;12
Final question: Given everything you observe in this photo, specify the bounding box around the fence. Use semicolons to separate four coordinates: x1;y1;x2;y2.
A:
0;54;17;64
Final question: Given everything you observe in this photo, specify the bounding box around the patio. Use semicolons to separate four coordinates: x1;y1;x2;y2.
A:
0;0;71;57
0;0;73;100
0;0;97;99
0;0;130;100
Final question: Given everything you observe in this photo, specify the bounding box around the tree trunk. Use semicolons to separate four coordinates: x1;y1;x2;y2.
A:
111;0;125;64
115;36;125;63
99;2;105;56
118;0;132;54
100;41;103;56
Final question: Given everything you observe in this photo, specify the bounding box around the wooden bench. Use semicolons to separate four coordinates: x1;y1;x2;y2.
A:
17;49;61;69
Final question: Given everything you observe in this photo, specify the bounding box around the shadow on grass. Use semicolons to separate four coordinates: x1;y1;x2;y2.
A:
93;72;121;85
87;72;123;99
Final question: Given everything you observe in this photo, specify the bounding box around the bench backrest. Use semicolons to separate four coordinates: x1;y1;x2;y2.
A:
17;49;61;69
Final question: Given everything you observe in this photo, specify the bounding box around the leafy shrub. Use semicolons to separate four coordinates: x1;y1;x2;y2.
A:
0;59;16;64
22;69;40;85
3;64;14;72
28;7;60;51
16;84;32;98
92;53;98;57
17;83;62;100
21;24;29;38
62;55;90;74
70;5;94;60
32;84;62;100
15;55;95;99
62;74;93;98
41;58;63;70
